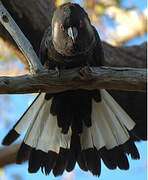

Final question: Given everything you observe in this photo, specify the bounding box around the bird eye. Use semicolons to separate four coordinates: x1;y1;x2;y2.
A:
80;20;83;28
60;24;65;31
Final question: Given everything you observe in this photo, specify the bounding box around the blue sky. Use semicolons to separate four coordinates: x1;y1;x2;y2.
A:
0;0;147;180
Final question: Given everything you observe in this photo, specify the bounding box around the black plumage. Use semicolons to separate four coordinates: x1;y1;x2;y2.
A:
2;129;19;146
28;149;44;173
121;139;140;159
52;148;70;176
98;147;117;170
2;2;145;178
16;143;32;164
66;134;81;172
41;151;58;175
82;148;101;176
77;152;88;172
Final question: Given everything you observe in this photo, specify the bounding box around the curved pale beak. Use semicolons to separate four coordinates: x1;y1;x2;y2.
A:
68;27;78;43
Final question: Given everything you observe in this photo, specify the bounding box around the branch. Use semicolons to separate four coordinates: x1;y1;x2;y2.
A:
0;1;44;73
105;7;147;45
103;42;147;68
0;144;21;167
0;67;146;94
0;0;55;68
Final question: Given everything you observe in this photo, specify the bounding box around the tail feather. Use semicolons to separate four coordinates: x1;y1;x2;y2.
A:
77;152;88;171
24;96;47;149
66;152;76;172
16;143;32;164
2;90;140;176
114;147;129;170
80;90;139;171
98;147;117;169
28;149;45;173
28;149;58;174
14;93;45;134
2;93;44;145
101;90;135;130
23;97;71;153
3;92;72;175
92;97;130;149
121;139;140;160
66;134;81;172
22;96;72;174
81;90;136;150
2;129;20;146
41;151;57;175
82;148;101;176
53;148;70;177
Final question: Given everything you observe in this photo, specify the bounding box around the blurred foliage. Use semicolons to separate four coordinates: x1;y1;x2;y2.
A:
55;0;69;6
0;39;15;62
0;168;6;180
0;39;28;76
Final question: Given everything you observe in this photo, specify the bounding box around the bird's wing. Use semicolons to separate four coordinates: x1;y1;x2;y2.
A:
39;26;52;65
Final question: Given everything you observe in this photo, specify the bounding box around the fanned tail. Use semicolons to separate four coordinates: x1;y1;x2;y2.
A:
79;90;140;174
2;90;140;177
2;93;72;176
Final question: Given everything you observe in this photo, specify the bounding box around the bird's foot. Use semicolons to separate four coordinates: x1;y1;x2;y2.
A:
79;64;93;80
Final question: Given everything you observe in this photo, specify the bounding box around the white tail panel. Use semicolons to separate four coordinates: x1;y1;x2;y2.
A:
80;123;94;149
81;90;136;151
15;93;45;134
101;90;135;130
23;96;71;153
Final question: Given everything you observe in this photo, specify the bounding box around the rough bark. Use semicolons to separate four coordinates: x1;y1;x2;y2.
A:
103;42;147;68
0;67;146;94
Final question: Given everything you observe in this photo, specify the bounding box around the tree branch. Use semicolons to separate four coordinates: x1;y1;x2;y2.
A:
0;0;55;67
0;67;146;94
0;144;21;167
102;42;147;68
0;1;44;73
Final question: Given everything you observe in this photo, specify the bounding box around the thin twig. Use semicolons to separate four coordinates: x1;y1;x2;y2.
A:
0;1;44;73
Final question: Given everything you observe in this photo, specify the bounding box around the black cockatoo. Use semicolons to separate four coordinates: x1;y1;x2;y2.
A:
2;2;143;177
